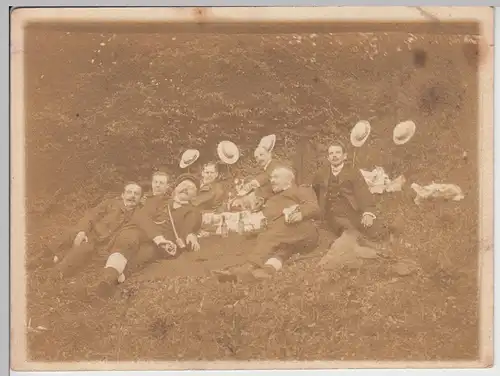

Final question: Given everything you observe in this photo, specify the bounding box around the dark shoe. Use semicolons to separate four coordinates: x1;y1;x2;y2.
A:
213;263;256;283
93;268;120;299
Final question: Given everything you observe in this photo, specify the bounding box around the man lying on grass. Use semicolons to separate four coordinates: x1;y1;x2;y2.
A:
49;182;143;279
90;174;203;298
216;166;321;282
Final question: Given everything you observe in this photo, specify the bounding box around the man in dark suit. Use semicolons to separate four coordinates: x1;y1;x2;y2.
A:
217;166;320;282
91;174;203;298
191;161;226;212
50;182;143;278
312;140;388;242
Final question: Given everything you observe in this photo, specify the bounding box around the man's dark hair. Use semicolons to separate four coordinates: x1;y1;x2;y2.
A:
152;170;170;179
329;140;347;153
123;181;142;193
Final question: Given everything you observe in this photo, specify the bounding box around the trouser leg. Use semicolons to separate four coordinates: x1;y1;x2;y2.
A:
54;240;96;277
265;223;319;271
247;232;281;268
103;228;144;277
93;228;146;299
272;227;319;262
250;222;320;269
49;230;79;261
124;243;161;276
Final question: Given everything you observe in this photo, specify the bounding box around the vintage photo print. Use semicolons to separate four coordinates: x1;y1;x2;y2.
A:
10;6;494;371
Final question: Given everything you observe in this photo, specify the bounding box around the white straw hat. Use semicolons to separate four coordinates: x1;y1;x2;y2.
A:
350;120;371;147
257;134;276;153
179;149;200;169
393;120;416;145
217;141;240;164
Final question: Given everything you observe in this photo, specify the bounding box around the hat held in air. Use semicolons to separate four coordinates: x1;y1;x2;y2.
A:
393;120;416;145
217;140;240;164
350;120;371;147
257;134;276;153
179;149;200;169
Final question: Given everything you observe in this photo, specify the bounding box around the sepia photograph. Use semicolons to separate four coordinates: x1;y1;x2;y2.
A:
10;6;494;371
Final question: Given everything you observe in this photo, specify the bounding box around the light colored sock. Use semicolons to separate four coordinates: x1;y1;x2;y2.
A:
265;257;283;271
104;252;128;277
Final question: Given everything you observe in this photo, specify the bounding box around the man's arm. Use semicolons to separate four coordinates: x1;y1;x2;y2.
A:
191;190;216;209
211;182;226;209
297;186;321;220
249;171;269;189
352;170;376;218
184;206;203;236
311;170;322;201
132;196;167;242
74;198;111;234
191;182;226;210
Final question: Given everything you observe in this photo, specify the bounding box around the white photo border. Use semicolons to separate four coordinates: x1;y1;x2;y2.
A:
6;2;498;375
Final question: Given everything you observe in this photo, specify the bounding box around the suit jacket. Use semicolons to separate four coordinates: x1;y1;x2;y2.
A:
191;180;225;211
312;163;375;218
132;195;202;242
262;184;321;225
75;197;138;243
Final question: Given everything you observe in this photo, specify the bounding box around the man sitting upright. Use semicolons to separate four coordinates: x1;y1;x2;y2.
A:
312;140;388;244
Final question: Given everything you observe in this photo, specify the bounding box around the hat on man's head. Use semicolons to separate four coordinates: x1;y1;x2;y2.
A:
175;173;200;190
179;149;200;169
257;134;276;153
350;120;371;147
217;140;240;164
393;120;416;145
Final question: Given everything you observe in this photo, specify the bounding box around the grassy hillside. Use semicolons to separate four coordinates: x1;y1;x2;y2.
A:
24;27;480;361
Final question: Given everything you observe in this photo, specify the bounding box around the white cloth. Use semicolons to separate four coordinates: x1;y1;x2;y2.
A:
359;166;406;194
410;182;465;204
153;235;168;246
201;211;266;233
331;163;344;177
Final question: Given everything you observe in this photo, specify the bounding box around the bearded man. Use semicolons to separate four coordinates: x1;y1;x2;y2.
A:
217;166;320;282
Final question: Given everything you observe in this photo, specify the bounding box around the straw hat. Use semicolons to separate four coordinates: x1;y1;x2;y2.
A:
258;134;276;153
217;140;240;164
350;120;371;147
393;120;416;145
179;149;200;169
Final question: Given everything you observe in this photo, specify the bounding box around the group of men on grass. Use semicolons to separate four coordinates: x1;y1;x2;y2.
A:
47;136;391;299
